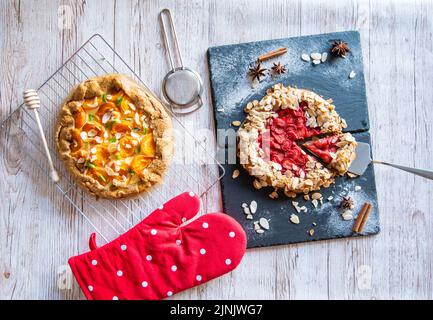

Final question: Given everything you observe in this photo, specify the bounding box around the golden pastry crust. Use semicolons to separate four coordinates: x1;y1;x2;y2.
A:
56;74;173;199
238;84;354;197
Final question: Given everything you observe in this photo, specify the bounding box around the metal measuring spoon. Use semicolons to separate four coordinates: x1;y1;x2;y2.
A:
159;9;203;115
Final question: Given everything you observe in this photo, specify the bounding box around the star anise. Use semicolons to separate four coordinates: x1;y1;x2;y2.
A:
248;60;267;81
271;62;287;75
331;40;350;57
340;196;354;210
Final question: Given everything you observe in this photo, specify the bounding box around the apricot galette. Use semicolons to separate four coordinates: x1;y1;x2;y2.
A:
56;74;173;199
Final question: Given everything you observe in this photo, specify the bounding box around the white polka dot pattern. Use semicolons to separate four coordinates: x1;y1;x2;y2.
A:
171;265;177;272
112;296;119;300
146;255;152;261
176;240;182;246
188;191;195;197
150;229;157;235
120;244;127;251
229;231;235;238
91;259;97;266
200;248;206;255
202;222;208;229
196;275;202;281
141;281;148;288
88;285;94;292
167;291;173;297
225;259;232;265
117;270;123;277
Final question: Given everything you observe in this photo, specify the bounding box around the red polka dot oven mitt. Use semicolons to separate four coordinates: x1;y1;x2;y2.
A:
68;192;247;300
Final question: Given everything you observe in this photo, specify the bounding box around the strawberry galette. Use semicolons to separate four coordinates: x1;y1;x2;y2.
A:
237;83;357;197
56;74;173;199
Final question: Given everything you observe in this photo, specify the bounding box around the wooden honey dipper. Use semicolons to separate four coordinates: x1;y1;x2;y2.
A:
23;90;60;183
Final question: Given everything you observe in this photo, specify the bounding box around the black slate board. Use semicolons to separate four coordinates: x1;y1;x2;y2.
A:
207;31;380;248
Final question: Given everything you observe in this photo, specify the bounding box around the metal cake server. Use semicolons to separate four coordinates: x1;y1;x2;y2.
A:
349;142;433;180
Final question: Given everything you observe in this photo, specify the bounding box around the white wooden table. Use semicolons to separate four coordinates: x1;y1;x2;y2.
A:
1;0;432;300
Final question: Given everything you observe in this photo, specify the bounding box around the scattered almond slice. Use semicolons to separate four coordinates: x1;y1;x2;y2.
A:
311;199;318;208
231;120;241;127
327;196;334;201
312;59;321;65
269;191;278;199
308;229;315;236
241;203;248;208
256;229;265;234
355;185;362;191
311;192;322;200
246;214;253;220
321;52;328;62
243;206;251;215
232;169;240;179
259;218;269;230
253;221;261;230
349;70;356;79
342;210;353;221
290;214;300;224
311;53;321;60
250;200;257;214
301;54;311;62
304;194;310;201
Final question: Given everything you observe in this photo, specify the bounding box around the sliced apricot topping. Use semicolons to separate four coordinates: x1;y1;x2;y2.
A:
89;167;110;185
119;136;138;157
73;107;86;129
131;155;152;174
70;129;83;152
140;133;156;157
112;121;133;134
82;122;105;137
96;102;118;118
91;145;110;167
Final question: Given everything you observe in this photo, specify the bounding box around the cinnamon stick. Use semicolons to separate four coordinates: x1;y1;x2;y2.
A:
352;202;371;233
358;204;373;233
258;47;288;62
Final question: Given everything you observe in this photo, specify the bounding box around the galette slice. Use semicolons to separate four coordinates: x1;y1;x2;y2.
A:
303;133;357;175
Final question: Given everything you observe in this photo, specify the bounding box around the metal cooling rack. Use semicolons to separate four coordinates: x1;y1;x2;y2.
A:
0;34;224;244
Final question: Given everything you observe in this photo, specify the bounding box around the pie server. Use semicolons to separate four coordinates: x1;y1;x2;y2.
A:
349;142;433;180
159;9;203;115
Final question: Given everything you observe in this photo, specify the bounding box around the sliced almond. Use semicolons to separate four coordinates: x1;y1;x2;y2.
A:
246;214;253;220
311;192;322;200
231;120;241;127
102;112;111;124
232;169;240;179
243;206;251;215
312;199;318;208
290;214;300;224
301;54;311;62
311;52;322;60
256;229;265;234
250;200;257;214
308;229;315;236
259;218;269;230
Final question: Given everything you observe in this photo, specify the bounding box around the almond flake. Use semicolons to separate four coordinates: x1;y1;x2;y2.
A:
349;71;356;79
312;199;318;208
311;192;322;200
250;200;258;214
256;229;265;234
246;214;253;220
90;147;97;154
102;112;111;124
115;133;122;139
301;54;311;62
321;52;328;62
241;203;248;208
95;136;102;143
355;186;362;191
243;207;251;215
327;196;334;201
232;169;240;179
309;229;315;236
128;103;136;111
130;132;140;139
312;59;321;65
125;144;132;149
135;113;140;125
231;120;241;127
311;53;322;60
259;218;269;230
289;214;300;224
80;131;88;140
87;129;97;137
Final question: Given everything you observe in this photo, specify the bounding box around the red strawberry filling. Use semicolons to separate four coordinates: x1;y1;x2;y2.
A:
258;103;321;177
305;135;340;164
